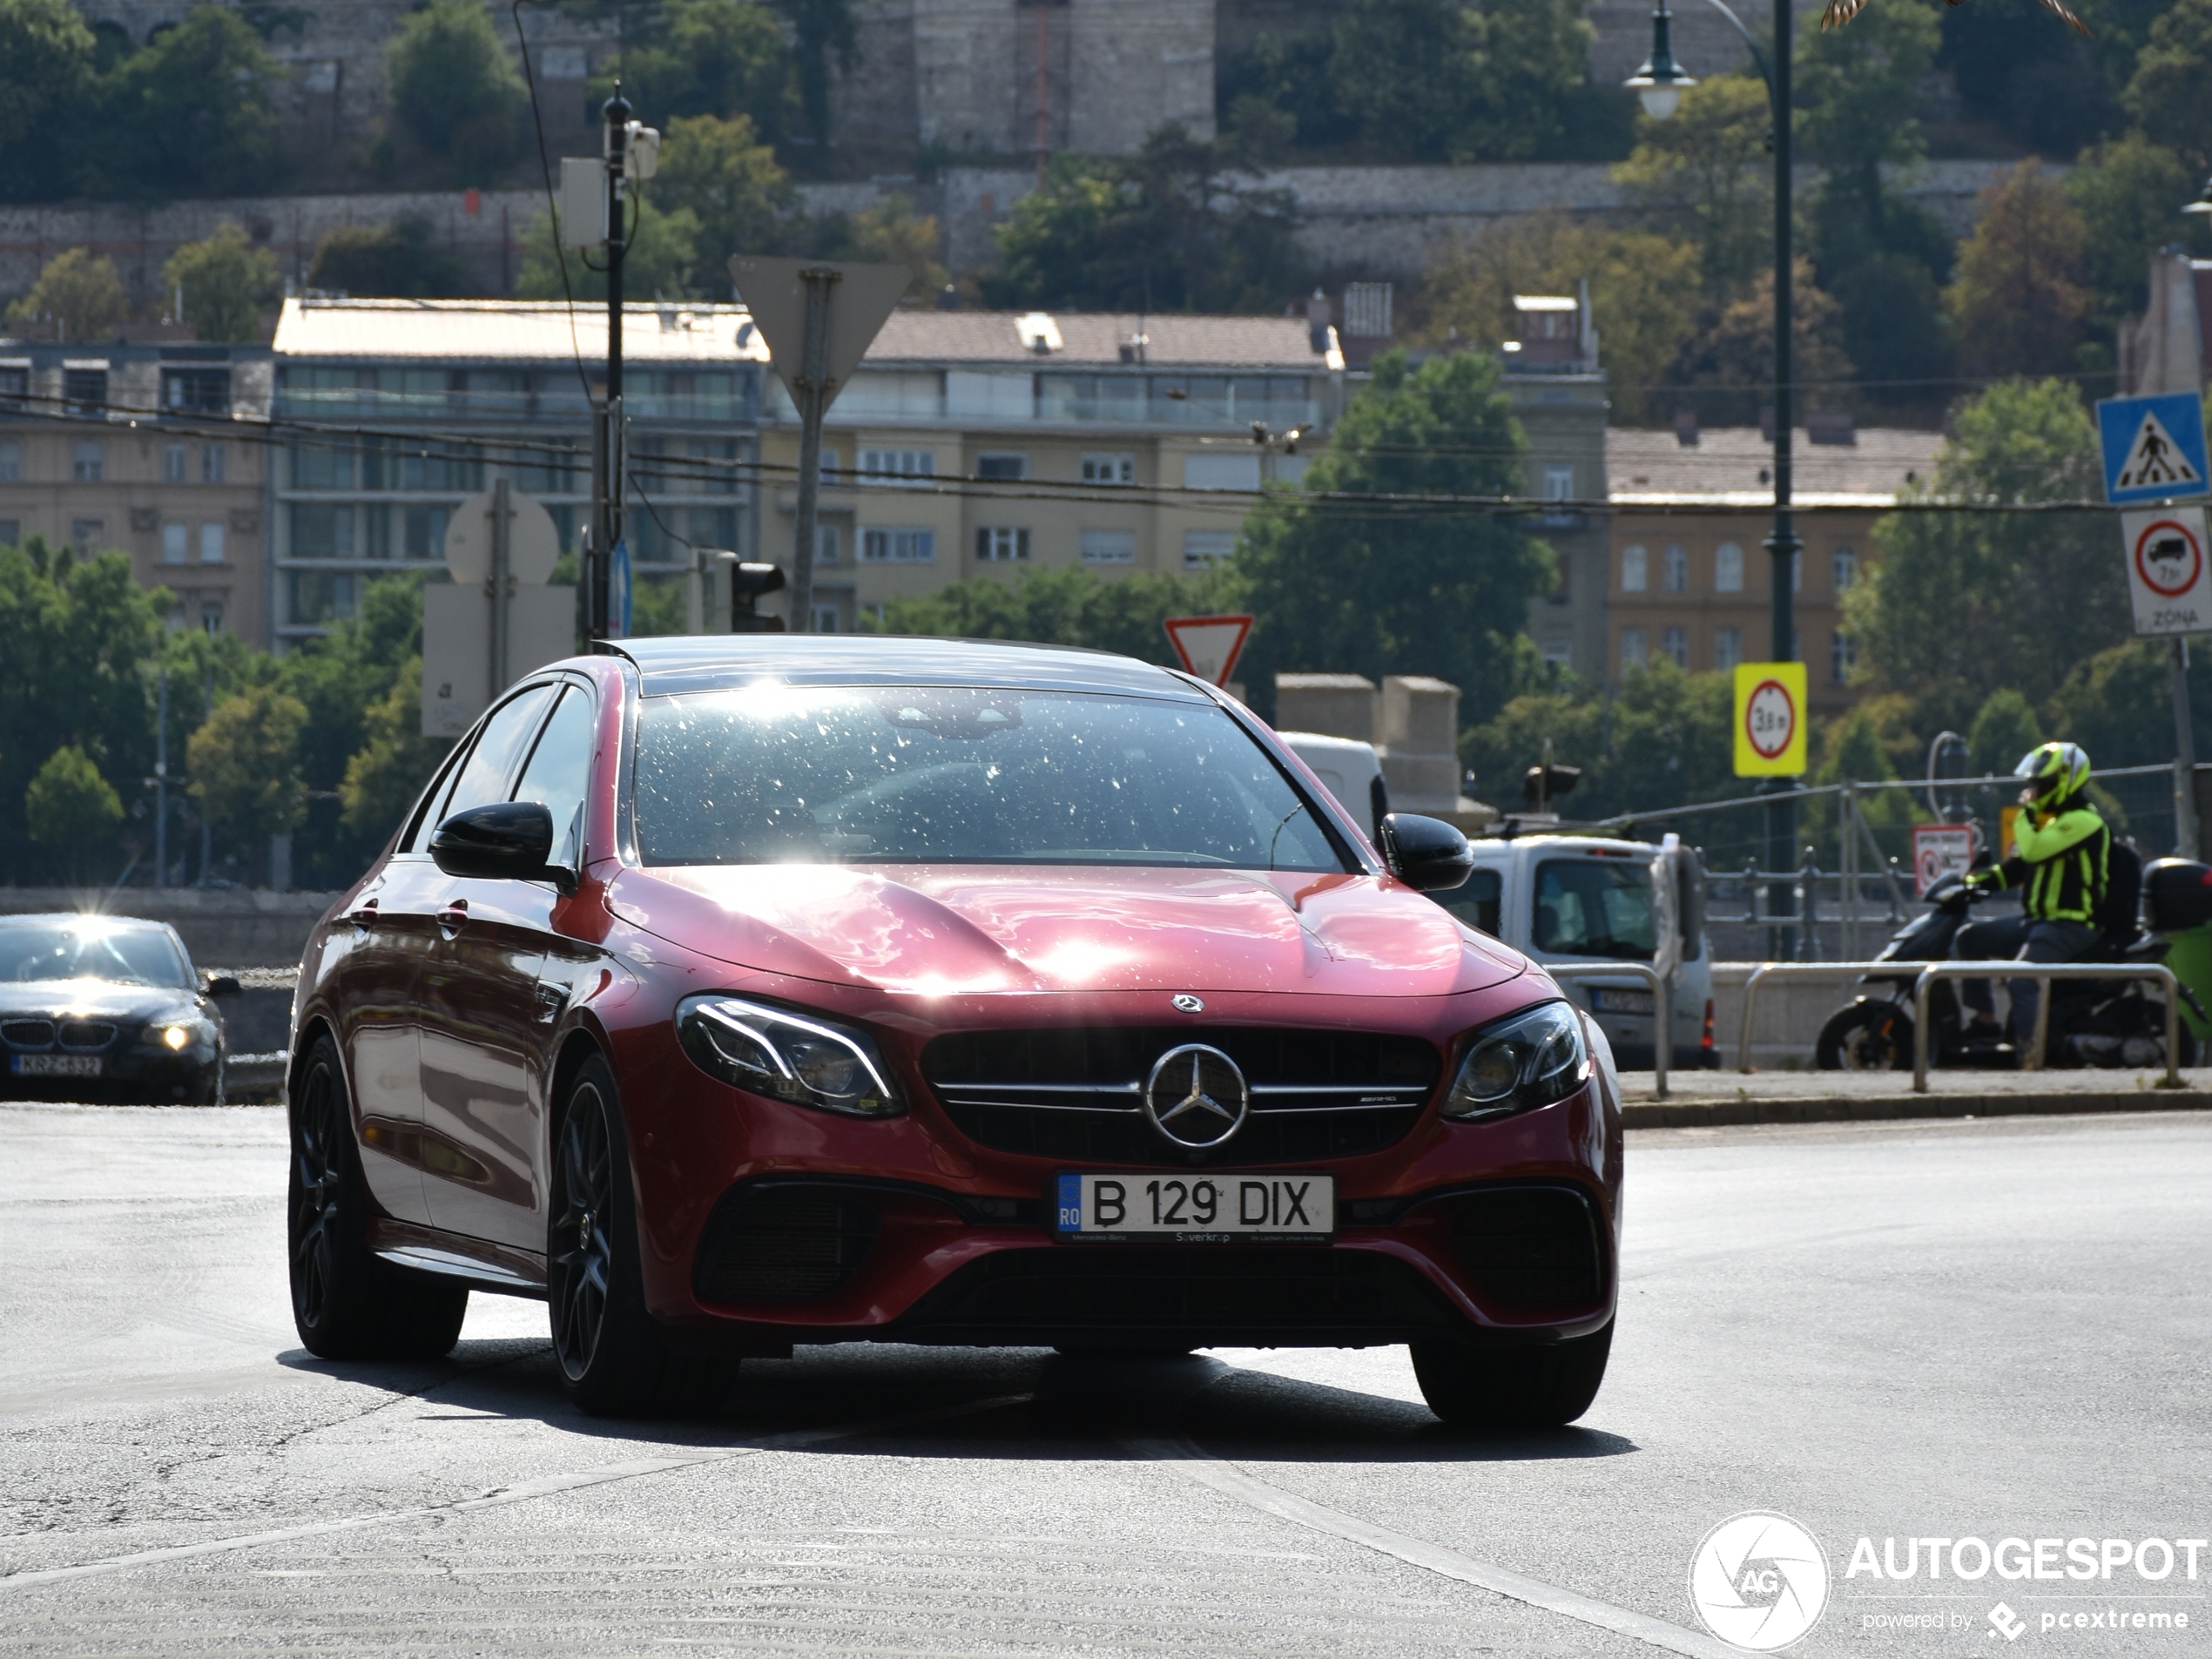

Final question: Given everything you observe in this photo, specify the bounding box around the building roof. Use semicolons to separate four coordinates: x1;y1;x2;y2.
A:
272;298;770;365
1607;425;1945;509
863;310;1337;371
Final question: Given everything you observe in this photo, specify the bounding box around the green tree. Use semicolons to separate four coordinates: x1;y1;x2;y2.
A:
651;112;798;287
90;7;282;197
164;224;280;344
1326;0;1599;163
307;214;475;298
386;0;529;180
1807;706;1920;865
593;0;792;140
2065;135;2211;335
1667;260;1856;428
1846;379;2127;724
2046;639;2212;773
1615;74;1770;296
24;745;124;884
805;191;948;301
1946;160;2090;381
518;197;704;300
2122;0;2212;173
986;125;1302;313
340;658;449;846
1234;348;1550;726
772;0;856;148
1412;214;1700;425
1460;661;1736;824
187;685;307;853
1967;686;2045;779
0;0;94;200
870;564;1238;664
3;247;126;342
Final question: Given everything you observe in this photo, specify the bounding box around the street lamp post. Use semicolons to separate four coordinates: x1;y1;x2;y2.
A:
1631;0;1801;954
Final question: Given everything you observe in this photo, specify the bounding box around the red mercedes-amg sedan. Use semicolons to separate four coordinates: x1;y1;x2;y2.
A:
287;637;1622;1424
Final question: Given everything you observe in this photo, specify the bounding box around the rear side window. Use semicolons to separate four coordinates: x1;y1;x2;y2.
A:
1533;858;1656;961
413;684;559;846
512;685;596;867
1437;867;1501;936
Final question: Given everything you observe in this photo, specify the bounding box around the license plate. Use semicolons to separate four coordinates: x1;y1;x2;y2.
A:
1590;988;1656;1015
1055;1172;1334;1241
10;1054;101;1078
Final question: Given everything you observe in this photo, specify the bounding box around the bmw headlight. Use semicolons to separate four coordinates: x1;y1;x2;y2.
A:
1442;1001;1590;1122
142;1019;212;1052
676;995;906;1118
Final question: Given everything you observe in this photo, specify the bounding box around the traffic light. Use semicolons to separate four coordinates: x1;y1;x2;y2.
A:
727;559;786;632
1521;762;1581;813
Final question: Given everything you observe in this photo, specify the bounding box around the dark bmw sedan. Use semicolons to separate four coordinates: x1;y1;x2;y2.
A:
288;638;1624;1425
0;914;236;1102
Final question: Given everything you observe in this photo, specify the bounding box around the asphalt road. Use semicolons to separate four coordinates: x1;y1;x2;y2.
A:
3;1103;2208;1658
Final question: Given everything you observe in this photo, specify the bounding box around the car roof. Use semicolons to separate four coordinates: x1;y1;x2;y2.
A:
0;913;178;930
611;634;1213;700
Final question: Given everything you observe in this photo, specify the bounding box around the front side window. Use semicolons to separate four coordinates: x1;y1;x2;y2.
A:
1533;859;1656;961
634;687;1347;873
511;684;596;867
428;684;561;833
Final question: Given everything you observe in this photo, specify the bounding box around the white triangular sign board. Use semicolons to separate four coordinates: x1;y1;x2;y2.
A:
727;255;911;409
2115;411;2205;494
1161;614;1254;687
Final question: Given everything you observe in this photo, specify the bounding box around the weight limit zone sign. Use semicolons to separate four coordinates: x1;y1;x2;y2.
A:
2121;505;2211;637
1732;661;1809;777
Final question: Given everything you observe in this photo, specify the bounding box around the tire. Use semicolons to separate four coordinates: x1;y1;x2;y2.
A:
287;1033;469;1360
548;1054;730;1418
1051;1342;1198;1359
1411;1320;1613;1429
1815;1001;1913;1071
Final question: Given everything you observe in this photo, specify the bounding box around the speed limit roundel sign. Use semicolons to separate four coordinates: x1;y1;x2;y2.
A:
1744;677;1795;760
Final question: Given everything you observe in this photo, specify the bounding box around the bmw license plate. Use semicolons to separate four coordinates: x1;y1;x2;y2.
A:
1055;1172;1333;1242
1590;988;1656;1015
10;1054;101;1078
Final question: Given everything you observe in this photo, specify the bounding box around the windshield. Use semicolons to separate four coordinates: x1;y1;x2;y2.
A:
634;686;1348;872
1533;858;1656;961
0;921;194;988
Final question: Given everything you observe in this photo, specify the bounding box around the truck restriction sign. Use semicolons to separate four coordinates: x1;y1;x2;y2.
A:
1912;823;1980;899
2121;506;2211;637
1732;661;1808;777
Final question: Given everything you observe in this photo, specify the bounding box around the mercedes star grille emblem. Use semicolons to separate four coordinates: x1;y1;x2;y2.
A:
1143;1043;1249;1151
1171;994;1204;1014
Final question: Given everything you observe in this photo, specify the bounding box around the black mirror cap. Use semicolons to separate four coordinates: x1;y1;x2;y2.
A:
431;800;558;883
205;974;243;998
1379;813;1474;893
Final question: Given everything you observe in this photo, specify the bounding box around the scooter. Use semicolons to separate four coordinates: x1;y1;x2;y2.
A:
1814;865;2203;1072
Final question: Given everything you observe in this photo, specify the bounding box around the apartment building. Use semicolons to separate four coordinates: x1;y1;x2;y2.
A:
0;341;273;641
1501;293;1609;678
1605;421;1944;714
754;309;1343;632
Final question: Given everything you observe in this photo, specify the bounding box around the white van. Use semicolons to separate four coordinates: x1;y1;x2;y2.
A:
1277;733;1713;1071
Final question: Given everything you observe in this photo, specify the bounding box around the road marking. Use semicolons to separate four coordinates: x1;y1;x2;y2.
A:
0;1392;1032;1593
1130;1435;1739;1659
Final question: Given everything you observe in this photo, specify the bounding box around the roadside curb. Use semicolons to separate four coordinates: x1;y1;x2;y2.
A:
1621;1088;2212;1130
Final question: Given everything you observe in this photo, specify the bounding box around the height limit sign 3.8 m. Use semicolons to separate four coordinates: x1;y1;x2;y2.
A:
1733;661;1808;778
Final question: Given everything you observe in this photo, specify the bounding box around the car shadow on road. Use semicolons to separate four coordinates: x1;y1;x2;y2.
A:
275;1339;1637;1467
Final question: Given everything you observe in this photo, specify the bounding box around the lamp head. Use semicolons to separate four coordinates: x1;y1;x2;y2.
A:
1626;0;1695;120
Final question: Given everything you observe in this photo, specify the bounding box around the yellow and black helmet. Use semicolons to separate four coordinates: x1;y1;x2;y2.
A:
2014;740;2090;803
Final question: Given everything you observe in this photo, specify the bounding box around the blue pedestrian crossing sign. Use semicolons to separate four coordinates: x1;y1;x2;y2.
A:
2097;393;2209;505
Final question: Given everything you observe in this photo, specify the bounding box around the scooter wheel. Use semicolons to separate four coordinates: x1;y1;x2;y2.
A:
1816;1001;1913;1071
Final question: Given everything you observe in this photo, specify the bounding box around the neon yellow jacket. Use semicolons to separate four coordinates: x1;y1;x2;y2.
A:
1983;800;2110;924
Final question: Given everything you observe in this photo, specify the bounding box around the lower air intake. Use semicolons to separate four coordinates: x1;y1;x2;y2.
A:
1450;1184;1606;1311
693;1184;881;1305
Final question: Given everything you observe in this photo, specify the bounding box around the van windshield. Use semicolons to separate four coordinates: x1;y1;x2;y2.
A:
1532;858;1656;961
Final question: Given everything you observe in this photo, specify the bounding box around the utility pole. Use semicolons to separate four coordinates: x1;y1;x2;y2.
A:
788;266;840;634
2175;639;2200;859
153;666;167;890
1764;0;1802;961
489;475;512;698
587;85;632;652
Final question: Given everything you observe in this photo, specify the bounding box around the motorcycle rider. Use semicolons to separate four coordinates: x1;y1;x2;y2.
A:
1952;741;2110;1059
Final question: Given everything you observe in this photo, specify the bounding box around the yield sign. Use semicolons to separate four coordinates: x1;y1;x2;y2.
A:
727;254;911;411
1162;614;1254;687
2096;392;2209;504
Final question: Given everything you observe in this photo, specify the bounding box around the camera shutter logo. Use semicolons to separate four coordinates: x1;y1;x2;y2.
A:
1688;1512;1830;1650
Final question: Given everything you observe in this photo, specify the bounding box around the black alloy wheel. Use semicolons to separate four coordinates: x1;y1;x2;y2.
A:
1411;1319;1614;1429
548;1054;730;1417
1815;1001;1912;1071
287;1033;468;1359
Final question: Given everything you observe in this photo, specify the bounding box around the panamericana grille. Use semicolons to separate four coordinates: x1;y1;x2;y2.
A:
692;1184;882;1305
57;1021;118;1051
1450;1184;1606;1311
921;1026;1439;1165
2;1020;56;1049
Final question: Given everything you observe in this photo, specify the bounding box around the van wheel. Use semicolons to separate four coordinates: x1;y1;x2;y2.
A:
1816;1002;1912;1070
1412;1321;1612;1428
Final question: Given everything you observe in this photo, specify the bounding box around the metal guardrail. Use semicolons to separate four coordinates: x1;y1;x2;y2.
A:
1910;961;2182;1093
1546;962;1670;1100
1727;957;2185;1091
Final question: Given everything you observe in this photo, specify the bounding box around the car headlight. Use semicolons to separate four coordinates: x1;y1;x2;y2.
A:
143;1020;210;1052
676;995;906;1118
1441;1001;1590;1122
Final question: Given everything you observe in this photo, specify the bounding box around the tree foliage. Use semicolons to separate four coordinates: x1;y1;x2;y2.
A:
772;0;857;149
88;7;283;197
651;112;799;285
1460;661;1735;824
3;247;126;342
0;0;94;165
308;214;476;299
24;745;124;884
1667;260;1856;428
869;565;1238;665
2122;0;2212;173
386;0;529;181
1233;348;1550;726
518;197;704;301
1615;76;1771;296
593;0;794;141
187;684;307;844
1946;161;2090;381
2065;134;2211;332
165;224;281;344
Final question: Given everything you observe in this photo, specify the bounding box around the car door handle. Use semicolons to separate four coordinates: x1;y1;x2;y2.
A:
437;900;469;937
349;898;379;929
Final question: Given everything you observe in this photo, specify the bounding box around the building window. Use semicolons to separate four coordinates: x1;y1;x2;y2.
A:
859;448;934;481
403;505;448;561
64;368;106;416
1544;464;1574;501
202;443;226;484
1832;630;1857;683
72;442;104;482
162;523;189;564
974;453;1027;481
1541;639;1573;669
0;367;26;408
1715;542;1743;592
813;603;842;633
0;440;17;482
162;368;230;414
1184;453;1262;491
816;447;840;483
1662;543;1688;592
199;523;225;563
0;520;18;548
1621;628;1648;670
975;527;1030;562
1082;452;1135;484
1081;529;1136;564
860;527;934;563
1183;529;1237;568
70;518;104;554
163;443;187;482
1620;544;1647;592
1832;545;1858;592
290;502;354;560
1715;626;1743;671
1662;626;1688;668
816;524;840;564
287;569;357;625
200;602;224;635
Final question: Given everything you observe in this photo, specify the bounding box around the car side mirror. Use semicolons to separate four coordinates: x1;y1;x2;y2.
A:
205;974;242;998
1379;813;1474;893
430;801;570;890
